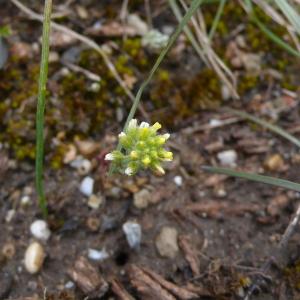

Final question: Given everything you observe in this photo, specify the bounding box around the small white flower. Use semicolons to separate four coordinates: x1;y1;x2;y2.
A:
118;132;126;138
125;167;134;176
140;122;150;128
105;153;114;161
128;119;137;130
161;133;170;140
163;157;172;162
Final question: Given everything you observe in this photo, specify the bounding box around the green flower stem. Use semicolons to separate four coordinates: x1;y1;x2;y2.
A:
36;0;52;218
109;0;203;175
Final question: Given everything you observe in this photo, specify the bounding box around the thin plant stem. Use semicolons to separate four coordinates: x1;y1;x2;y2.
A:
36;0;52;218
109;0;203;174
225;108;300;149
208;0;226;40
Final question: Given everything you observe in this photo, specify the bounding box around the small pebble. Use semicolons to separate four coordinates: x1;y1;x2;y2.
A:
173;175;183;187
209;119;223;127
87;194;103;209
133;189;151;209
24;242;45;274
65;281;75;289
20;195;31;206
122;221;142;250
155;226;179;259
88;248;109;261
30;220;51;241
264;154;285;171
80;176;94;196
217;150;237;167
70;156;92;175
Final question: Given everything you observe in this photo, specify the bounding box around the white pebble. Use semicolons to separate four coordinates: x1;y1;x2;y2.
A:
88;248;109;261
24;242;45;274
80;176;94;196
217;150;237;167
173;175;183;187
70;156;92;175
122;221;142;250
209;119;223;127
30;220;51;241
65;281;75;289
20;195;31;206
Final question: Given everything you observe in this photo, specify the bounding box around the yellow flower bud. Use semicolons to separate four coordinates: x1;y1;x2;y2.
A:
130;151;138;159
142;156;151;166
152;122;162;131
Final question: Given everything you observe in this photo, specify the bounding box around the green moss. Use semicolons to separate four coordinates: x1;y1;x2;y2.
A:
237;74;259;94
284;260;300;291
150;68;221;126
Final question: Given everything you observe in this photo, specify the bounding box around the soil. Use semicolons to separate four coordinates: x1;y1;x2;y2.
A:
1;1;300;299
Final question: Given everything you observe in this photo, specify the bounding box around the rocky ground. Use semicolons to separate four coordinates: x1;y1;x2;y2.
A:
1;0;300;299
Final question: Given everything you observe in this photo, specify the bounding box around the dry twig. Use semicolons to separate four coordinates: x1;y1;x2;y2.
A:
244;202;300;299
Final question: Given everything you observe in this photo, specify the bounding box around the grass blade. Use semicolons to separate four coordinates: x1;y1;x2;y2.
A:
36;0;52;217
169;0;206;63
243;0;300;57
203;166;300;192
208;0;226;40
225;108;300;149
274;0;300;35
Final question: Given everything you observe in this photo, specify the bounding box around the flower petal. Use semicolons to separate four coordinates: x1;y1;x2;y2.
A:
125;167;134;176
104;153;114;161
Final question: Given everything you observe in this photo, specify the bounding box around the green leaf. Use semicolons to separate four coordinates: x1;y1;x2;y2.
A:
203;166;300;192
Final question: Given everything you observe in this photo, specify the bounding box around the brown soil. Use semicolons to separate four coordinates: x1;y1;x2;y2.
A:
1;1;300;299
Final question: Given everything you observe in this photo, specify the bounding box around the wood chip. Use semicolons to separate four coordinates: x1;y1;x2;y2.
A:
179;235;200;276
86;21;137;37
128;265;176;300
67;256;108;298
186;201;260;218
111;278;136;300
142;267;198;300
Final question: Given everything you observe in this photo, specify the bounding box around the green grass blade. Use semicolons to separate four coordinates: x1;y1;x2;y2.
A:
226;108;300;149
36;0;52;217
242;0;300;57
274;0;300;35
123;0;203;130
208;0;226;40
109;0;203;174
251;12;300;57
203;166;300;192
169;0;206;62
